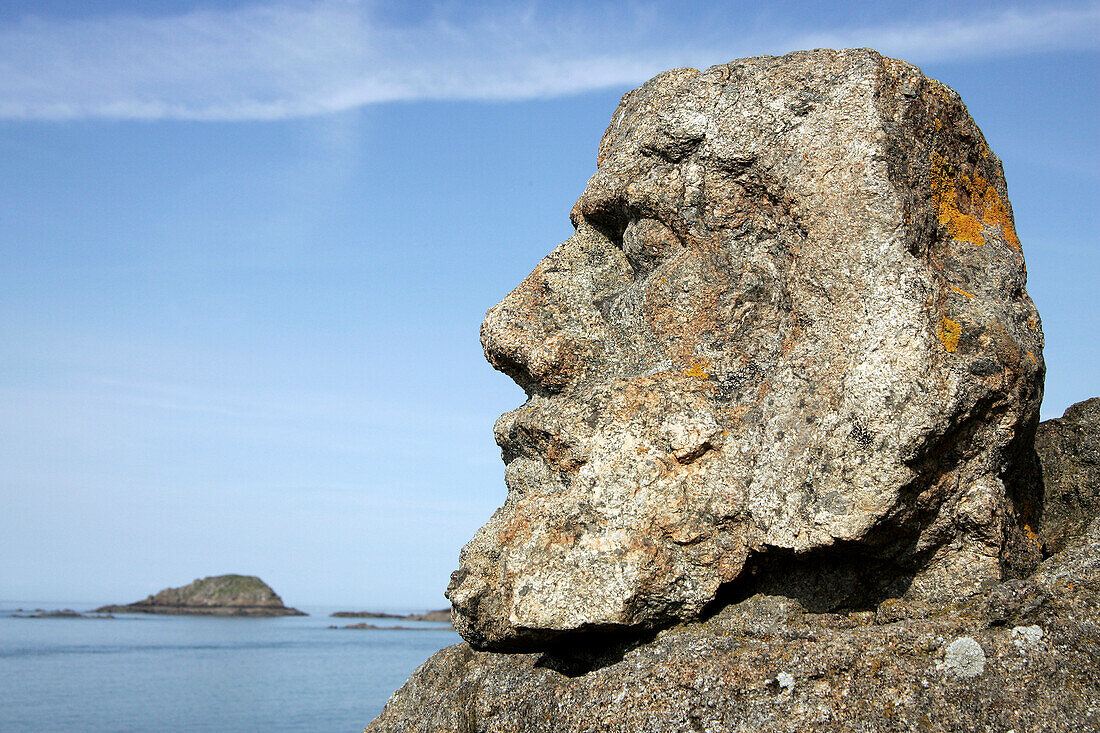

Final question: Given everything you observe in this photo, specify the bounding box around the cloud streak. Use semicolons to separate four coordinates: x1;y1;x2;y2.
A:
1;1;1098;121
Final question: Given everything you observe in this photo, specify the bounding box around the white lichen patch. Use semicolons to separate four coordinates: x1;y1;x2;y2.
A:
943;637;985;678
1012;625;1043;651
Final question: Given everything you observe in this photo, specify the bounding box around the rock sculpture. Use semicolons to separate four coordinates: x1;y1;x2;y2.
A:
446;48;1045;652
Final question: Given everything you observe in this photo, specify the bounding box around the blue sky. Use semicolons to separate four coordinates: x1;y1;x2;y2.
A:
2;0;1097;609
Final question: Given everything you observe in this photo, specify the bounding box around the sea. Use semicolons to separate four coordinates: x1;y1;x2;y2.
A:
0;600;460;732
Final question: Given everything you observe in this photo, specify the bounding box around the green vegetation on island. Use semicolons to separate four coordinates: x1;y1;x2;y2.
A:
95;574;306;617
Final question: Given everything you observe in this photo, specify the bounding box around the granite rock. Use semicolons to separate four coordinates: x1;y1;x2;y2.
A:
447;48;1044;652
369;517;1100;732
1035;398;1100;554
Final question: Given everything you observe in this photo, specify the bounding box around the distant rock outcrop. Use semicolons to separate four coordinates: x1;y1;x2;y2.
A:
405;609;451;623
95;574;305;617
330;608;450;623
330;622;448;631
12;609;114;619
367;49;1098;732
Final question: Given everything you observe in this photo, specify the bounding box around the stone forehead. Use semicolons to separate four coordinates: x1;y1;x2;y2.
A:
576;50;925;266
596;50;893;164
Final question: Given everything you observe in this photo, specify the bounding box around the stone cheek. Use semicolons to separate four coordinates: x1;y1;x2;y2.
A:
447;49;1045;652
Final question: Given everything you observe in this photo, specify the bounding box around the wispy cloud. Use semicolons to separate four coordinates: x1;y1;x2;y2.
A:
795;5;1100;62
1;1;1097;121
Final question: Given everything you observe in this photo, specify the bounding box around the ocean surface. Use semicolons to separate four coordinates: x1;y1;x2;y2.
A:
0;601;460;732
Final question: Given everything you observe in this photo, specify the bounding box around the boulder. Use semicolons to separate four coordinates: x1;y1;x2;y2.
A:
1035;398;1100;553
447;48;1045;652
368;518;1100;732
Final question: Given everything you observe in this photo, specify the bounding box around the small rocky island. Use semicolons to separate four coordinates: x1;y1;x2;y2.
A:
367;48;1100;731
95;574;305;617
12;609;114;619
330;608;452;630
332;608;451;623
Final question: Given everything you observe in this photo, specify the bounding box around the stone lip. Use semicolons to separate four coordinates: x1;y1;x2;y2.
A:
369;514;1100;732
94;574;306;617
448;47;1044;652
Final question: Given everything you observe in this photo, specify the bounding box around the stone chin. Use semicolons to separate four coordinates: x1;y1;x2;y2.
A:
448;49;1044;653
445;366;754;651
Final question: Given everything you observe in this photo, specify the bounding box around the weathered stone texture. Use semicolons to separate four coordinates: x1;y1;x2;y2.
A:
1036;398;1100;554
447;48;1044;652
368;517;1100;733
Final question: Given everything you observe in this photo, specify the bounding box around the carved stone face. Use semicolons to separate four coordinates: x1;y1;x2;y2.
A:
447;51;1044;652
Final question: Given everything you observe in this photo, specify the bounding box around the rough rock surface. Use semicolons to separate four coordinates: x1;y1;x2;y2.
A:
1036;398;1100;554
95;574;305;616
447;48;1045;652
368;517;1100;732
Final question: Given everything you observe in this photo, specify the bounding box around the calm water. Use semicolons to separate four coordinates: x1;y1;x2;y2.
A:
0;601;460;732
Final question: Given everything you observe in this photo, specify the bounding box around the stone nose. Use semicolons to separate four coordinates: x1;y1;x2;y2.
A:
480;227;629;396
480;300;586;395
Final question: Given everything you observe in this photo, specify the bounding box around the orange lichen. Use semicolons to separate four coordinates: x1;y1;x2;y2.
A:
975;174;1021;249
1027;350;1036;363
937;317;961;352
950;285;975;299
1027;317;1037;330
930;153;984;247
684;363;709;379
1024;523;1040;546
929;153;1021;250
